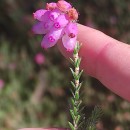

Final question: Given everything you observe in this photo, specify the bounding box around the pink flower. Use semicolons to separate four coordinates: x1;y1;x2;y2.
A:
0;79;5;89
41;28;64;48
64;22;78;38
33;0;78;51
34;53;45;65
62;34;77;51
33;9;47;21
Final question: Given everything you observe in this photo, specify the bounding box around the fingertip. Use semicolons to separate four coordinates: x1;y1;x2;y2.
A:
58;23;121;77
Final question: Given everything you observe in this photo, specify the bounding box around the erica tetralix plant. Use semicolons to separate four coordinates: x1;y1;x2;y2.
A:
33;0;78;51
32;1;102;130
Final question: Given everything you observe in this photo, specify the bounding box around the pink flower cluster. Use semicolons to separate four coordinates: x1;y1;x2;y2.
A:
33;0;78;51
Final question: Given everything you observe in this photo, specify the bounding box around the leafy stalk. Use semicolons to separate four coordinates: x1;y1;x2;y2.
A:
68;42;83;130
68;42;102;130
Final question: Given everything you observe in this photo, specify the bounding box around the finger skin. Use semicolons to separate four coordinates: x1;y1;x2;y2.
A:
57;24;130;101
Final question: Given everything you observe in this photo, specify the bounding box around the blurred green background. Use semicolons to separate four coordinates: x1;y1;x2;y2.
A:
0;0;130;130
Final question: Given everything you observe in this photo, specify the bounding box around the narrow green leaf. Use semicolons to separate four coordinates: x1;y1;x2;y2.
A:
77;100;82;108
70;58;74;64
74;107;78;116
70;68;74;75
70;98;75;106
78;70;83;79
70;68;76;79
76;115;81;124
68;122;74;130
76;42;80;51
74;47;77;55
70;89;75;97
71;81;76;89
77;82;83;92
75;91;79;100
70;109;75;120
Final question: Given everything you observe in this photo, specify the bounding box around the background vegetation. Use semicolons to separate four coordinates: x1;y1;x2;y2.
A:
0;0;130;130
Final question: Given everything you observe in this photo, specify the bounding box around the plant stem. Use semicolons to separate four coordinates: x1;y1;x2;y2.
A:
69;42;102;130
69;42;83;130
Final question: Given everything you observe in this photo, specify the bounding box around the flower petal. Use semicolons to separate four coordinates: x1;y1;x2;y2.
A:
48;9;61;21
62;34;76;51
32;22;47;34
40;10;51;22
65;22;78;38
41;28;63;49
32;15;56;35
33;9;47;21
39;9;61;32
53;14;69;29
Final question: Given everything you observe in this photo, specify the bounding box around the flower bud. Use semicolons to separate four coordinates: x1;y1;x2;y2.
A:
68;8;78;21
46;2;57;10
57;0;71;12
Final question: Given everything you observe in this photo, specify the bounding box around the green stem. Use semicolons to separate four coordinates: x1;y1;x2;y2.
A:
69;42;83;130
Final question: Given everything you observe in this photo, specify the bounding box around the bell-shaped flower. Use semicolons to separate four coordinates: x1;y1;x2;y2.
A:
65;22;78;38
33;9;48;21
41;28;64;48
62;34;77;51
